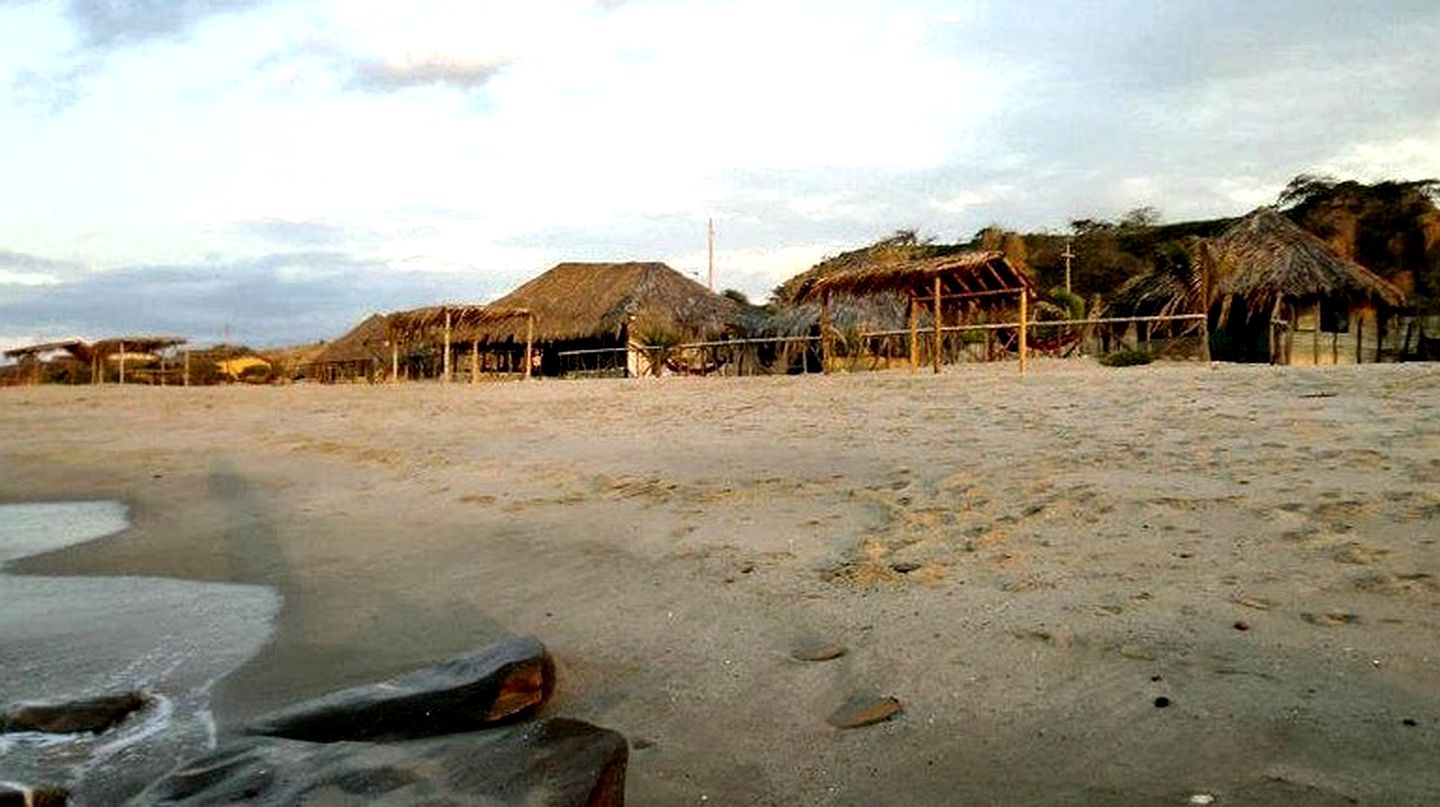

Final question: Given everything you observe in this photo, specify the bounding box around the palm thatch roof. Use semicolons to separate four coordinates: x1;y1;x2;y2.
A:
1210;208;1405;308
795;250;1035;302
312;314;393;365
386;306;533;344
470;262;742;343
3;339;85;360
5;336;186;363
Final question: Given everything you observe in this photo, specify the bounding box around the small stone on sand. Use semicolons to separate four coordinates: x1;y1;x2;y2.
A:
827;695;903;729
792;640;846;662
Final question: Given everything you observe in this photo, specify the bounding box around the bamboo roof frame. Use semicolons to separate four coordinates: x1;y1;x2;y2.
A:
793;251;1036;376
5;336;186;363
386;305;535;344
795;250;1036;302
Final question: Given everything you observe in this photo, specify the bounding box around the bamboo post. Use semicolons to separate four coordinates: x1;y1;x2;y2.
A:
470;341;479;385
523;313;534;380
1312;301;1321;365
118;341;126;385
183;350;190;386
1198;262;1211;362
908;294;919;372
443;309;452;383
1018;291;1028;375
391;342;400;383
1356;310;1364;364
820;290;832;374
91;353;98;385
932;277;942;374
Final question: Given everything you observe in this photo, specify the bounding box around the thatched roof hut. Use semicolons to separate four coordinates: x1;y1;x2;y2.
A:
1118;208;1407;363
1208;208;1404;311
478;262;743;344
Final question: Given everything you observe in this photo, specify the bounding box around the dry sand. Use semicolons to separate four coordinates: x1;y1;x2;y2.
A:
3;360;1439;805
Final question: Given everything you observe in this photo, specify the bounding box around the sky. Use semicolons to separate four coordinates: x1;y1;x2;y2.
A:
2;0;1438;352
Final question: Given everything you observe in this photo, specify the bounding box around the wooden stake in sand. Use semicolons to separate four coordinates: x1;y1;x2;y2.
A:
523;313;535;380
820;290;832;374
470;341;479;385
183;349;190;387
118;341;126;385
908;294;919;372
932;277;942;374
443;308;452;383
1018;291;1028;375
391;342;400;384
1312;301;1321;365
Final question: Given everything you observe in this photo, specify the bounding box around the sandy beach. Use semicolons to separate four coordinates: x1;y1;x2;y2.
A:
3;360;1439;804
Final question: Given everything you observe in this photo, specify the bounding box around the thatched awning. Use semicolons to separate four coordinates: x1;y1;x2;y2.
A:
386;305;533;344
796;251;1035;302
1211;208;1405;308
5;336;185;363
4;340;85;359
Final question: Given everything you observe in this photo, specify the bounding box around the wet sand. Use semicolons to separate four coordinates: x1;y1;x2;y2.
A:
2;360;1439;804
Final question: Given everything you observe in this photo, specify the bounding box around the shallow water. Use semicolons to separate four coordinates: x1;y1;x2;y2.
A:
0;501;279;803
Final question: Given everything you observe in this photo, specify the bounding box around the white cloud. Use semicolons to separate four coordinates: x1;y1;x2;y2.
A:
0;269;62;286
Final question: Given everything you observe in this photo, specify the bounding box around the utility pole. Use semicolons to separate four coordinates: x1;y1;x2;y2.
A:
1062;239;1075;294
707;218;715;292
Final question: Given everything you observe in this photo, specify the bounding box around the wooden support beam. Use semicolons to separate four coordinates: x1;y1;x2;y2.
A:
1018;291;1028;375
1356;310;1364;364
932;277;942;374
391;342;400;383
908;294;919;372
523;313;535;380
183;350;190;387
443;308;452;383
470;341;479;384
1312;301;1321;365
820;290;832;374
1198;261;1211;362
118;341;126;385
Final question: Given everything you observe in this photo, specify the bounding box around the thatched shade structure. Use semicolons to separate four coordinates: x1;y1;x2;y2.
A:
793;251;1036;374
448;262;744;377
5;335;186;384
489;262;739;342
1206;209;1405;363
383;305;536;382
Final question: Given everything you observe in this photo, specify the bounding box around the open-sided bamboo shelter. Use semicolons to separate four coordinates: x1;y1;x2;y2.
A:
795;251;1037;373
4;336;187;385
469;262;744;377
1205;209;1405;364
386;305;536;382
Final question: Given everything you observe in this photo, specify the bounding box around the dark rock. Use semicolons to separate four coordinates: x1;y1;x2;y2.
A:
826;694;903;729
791;639;846;662
0;691;149;735
0;783;68;807
888;561;922;574
132;717;627;806
1153;696;1171;708
243;636;555;743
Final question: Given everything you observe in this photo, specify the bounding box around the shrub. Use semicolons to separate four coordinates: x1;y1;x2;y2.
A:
1098;349;1154;367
